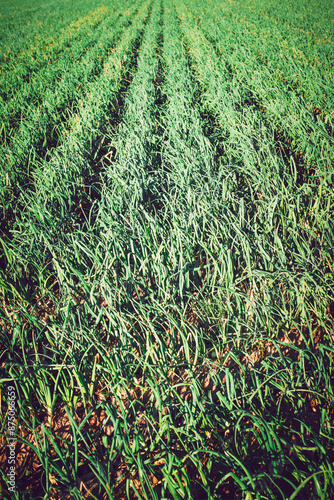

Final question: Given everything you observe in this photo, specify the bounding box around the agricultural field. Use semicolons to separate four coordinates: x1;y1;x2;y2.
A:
0;0;334;497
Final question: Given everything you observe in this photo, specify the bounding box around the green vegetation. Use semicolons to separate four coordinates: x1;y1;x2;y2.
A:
0;0;333;498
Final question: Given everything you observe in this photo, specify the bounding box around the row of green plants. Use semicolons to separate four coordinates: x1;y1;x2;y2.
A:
103;0;161;215
1;0;333;498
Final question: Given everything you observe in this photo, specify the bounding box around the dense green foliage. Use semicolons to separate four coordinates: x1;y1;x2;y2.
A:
1;0;334;498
